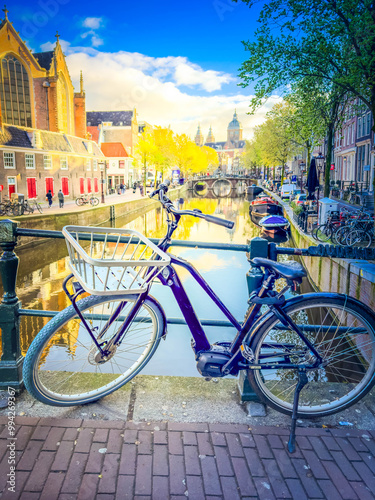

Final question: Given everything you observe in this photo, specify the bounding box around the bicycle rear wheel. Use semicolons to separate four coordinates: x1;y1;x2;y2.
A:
332;226;350;246
23;294;166;406
314;224;332;243
346;230;372;248
248;294;375;417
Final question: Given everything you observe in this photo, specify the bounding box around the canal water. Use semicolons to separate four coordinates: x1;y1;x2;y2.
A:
1;193;294;377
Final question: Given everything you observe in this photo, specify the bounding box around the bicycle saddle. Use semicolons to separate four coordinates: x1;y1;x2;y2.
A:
251;257;307;280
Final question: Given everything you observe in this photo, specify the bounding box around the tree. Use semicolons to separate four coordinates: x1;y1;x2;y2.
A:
134;127;157;188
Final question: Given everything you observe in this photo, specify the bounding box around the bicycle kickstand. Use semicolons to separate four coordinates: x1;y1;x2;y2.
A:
287;368;308;454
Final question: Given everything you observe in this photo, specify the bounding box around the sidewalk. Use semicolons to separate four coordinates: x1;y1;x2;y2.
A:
0;415;374;499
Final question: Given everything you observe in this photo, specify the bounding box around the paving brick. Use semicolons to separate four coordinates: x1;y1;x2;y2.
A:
285;478;308;500
97;453;120;494
153;445;169;476
169;454;186;495
307;437;333;461
134;454;152;496
186;475;204;500
231;457;254;497
291;458;324;499
77;474;99;500
214;446;234;477
239;432;255;448
61;452;89;494
85;442;105;474
322;461;358;500
184;445;201;476
82;420;123;429
330;451;361;481
41;418;82;428
0;470;29;500
123;429;137;444
243;447;265;477
14;417;40;426
30;425;51;441
267;434;284;449
40;472;65;500
96;495;115;500
352;461;375;492
93;428;109;443
115;475;134;500
168;422;209;432
294;436;312;450
209;423;249;433
359;452;375;474
272;449;298;479
226;433;244;457
253;434;273;459
201;455;222;496
153;430;167;445
262;458;291;499
211;431;226;447
42;428;66;451
320;436;340;451
137;430;152;454
197;432;214;456
59;494;78;500
15;426;34;450
182;431;197;446
51;440;75;471
17;440;43;471
24;450;55;492
351;481;375;500
106;429;123;454
253;477;276;500
119;443;136;475
220;475;241;500
316;480;344;500
126;421;166;431
301;449;330;479
348;437;371;452
62;428;79;441
20;493;40;500
335;437;361;461
249;425;290;436
75;429;94;453
152;475;169;500
168;431;183;455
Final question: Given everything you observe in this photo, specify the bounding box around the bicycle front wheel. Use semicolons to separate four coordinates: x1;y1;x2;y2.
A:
90;197;99;206
36;203;43;214
314;224;332;243
346;230;372;248
248;294;375;417
76;198;83;206
23;294;165;406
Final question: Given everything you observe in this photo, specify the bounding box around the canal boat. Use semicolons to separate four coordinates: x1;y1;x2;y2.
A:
258;215;290;233
246;184;263;197
248;195;283;216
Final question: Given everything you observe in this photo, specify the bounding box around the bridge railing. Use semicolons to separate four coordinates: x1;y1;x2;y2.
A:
1;219;374;398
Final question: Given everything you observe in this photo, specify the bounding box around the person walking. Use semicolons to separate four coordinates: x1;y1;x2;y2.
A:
58;190;64;208
139;184;144;196
133;182;137;194
46;190;53;208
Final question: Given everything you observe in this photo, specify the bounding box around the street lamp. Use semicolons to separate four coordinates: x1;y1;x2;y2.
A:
299;161;306;190
315;152;325;202
99;160;106;204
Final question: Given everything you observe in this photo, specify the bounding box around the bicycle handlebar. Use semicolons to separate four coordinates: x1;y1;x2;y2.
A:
149;181;235;229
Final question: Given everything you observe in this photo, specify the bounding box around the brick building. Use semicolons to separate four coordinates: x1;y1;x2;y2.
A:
0;10;104;200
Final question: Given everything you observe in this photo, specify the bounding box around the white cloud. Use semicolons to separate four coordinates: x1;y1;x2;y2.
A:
82;17;103;29
60;46;279;140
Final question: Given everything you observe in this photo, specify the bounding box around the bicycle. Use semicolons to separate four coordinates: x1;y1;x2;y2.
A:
75;194;99;206
22;181;375;452
12;199;35;216
29;199;43;214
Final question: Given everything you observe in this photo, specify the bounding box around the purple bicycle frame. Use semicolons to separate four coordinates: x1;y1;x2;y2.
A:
157;253;243;354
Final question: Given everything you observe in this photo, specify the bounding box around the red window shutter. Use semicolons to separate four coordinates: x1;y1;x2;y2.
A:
9;185;15;197
119;160;125;169
94;177;99;192
62;177;69;196
27;178;36;198
45;178;54;196
87;178;92;193
79;178;85;194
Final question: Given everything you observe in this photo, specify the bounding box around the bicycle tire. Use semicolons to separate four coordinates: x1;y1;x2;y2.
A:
346;230;372;248
90;197;99;206
76;198;83;206
23;294;166;406
247;293;375;418
36;204;43;214
12;204;21;216
332;226;350;246
314;224;332;243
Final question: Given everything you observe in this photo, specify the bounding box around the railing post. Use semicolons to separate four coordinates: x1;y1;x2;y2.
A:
238;237;269;404
0;219;23;391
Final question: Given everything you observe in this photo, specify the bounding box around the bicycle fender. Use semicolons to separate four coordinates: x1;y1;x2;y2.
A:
146;294;168;337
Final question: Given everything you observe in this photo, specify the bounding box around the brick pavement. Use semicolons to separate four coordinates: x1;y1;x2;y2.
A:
0;417;374;499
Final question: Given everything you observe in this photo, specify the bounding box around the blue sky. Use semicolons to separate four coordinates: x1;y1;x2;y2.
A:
8;0;277;139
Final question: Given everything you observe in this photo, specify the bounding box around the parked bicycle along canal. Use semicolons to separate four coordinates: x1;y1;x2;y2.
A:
0;193;309;377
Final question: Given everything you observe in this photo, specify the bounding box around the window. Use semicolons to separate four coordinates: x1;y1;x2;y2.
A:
93;159;97;171
363;116;366;136
358;119;362;138
60;156;68;170
4;151;15;168
0;55;32;127
27;178;37;198
44;155;52;170
367;113;371;135
25;153;35;169
86;158;91;171
61;177;69;196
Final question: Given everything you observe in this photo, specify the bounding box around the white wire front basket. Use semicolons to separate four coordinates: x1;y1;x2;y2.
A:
62;225;171;296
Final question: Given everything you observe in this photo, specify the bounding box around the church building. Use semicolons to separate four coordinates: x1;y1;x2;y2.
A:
0;8;103;200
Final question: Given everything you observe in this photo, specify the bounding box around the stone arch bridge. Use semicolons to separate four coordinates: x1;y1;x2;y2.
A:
187;176;257;198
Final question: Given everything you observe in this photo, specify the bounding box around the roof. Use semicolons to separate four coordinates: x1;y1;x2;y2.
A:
33;51;54;70
0;126;32;148
87;126;100;143
40;131;70;152
101;142;129;157
205;140;245;150
228;111;242;130
86;111;133;127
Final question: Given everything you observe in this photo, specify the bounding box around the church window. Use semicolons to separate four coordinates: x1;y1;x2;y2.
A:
0;55;32;127
4;151;15;168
